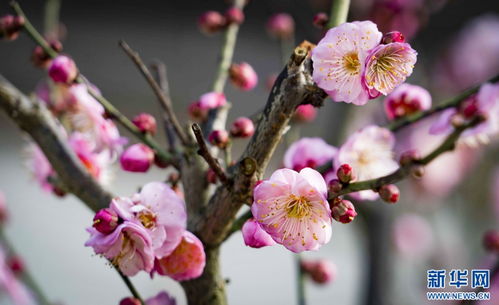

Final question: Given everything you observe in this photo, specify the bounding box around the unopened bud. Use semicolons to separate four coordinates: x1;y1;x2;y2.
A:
266;13;295;39
483;230;499;252
132;113;157;135
337;164;355;184
230;117;255;138
293;104;317;123
0;15;25;40
399;149;421;166
208;130;229;148
330;198;357;224
119;297;141;305
225;7;244;25
301;259;336;284
198;11;226;35
119;143;155;173
31;40;63;68
378;184;400;204
229;62;258;91
384;84;432;120
207;168;217;184
93;208;119;234
312;13;329;29
459;96;478;119
154;154;170;169
381;31;405;44
48;55;78;84
328;179;342;194
7;256;24;274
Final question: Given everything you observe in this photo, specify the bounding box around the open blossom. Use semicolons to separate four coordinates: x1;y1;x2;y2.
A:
154;231;206;281
335;125;398;200
242;218;276;248
312;21;382;105
430;82;499;146
251;168;332;253
363;42;417;97
283;138;337;172
384;83;431;120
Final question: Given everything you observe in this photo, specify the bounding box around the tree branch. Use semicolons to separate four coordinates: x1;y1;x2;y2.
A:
191;124;229;185
118;40;190;147
327;0;351;28
0;74;112;212
330;116;484;199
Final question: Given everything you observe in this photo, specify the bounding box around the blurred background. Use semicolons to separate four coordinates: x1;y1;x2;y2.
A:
0;0;499;304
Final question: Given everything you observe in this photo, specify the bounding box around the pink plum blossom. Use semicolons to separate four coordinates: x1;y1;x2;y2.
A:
241;218;276;248
335;125;398;200
146;291;176;305
86;220;155;276
312;21;382;105
392;214;433;258
363;42;417;97
283;137;337;172
154;231;206;281
384;83;431;120
430;82;499;146
251;168;332;253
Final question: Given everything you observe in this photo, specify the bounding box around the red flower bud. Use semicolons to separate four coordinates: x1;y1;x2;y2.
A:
293;104;317;123
48;55;78;84
483;230;499;252
230;117;255;138
399;149;421;166
229;62;258;91
381;31;405;44
337;164;355;184
206;168;217;184
312;13;329;29
266;13;295;39
0;15;25;40
31;40;63;68
120;144;155;173
119;297;141;305
378;184;400;204
198;11;226;35
328;179;342;194
7;256;24;274
330;198;357;224
93;208;119;234
208;130;229;148
301;259;336;284
132;113;157;135
225;7;244;25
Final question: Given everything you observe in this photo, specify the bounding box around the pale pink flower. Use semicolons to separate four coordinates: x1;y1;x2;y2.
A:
146;291;176;305
392;214;433;258
251;168;332;253
128;182;187;258
430;82;499;146
335;125;398;200
384;83;431;120
154;231;206;281
363;42;417;97
85;221;155;276
68;132;112;184
283;137;337;172
241;218;276;248
312;21;382;105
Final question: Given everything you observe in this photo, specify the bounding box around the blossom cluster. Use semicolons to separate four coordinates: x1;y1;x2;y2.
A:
312;21;417;105
86;182;205;280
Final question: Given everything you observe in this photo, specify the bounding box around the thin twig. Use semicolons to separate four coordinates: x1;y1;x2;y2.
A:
191;123;229;184
118;40;190;147
330;116;484;199
295;254;306;305
115;267;145;305
327;0;351;28
150;61;177;151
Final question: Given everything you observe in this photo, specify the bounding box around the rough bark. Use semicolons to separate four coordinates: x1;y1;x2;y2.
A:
0;74;112;212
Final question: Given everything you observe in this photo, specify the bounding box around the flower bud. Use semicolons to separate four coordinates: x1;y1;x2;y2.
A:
293;104;317;123
7;256;24;275
208;130;229;148
378;184;400;204
198;11;226;35
119;297;141;305
301;259;336;284
48;55;78;84
328;179;342;194
337;164;355;184
31;40;63;68
132;113;157;135
266;13;294;39
330;198;357;224
120;143;155;173
188;101;208;121
242;218;276;248
154;154;170;169
381;31;405;44
93;208;119;234
229;62;258;91
399;149;421;166
312;13;329;29
206;168;217;184
384;84;431;120
459;96;479;119
0;15;25;40
483;230;499;252
230;117;254;138
225;7;244;25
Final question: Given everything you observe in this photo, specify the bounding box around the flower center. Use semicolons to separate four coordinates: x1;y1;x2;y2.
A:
343;52;360;74
373;54;396;74
285;195;312;218
357;150;372;166
138;210;157;229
